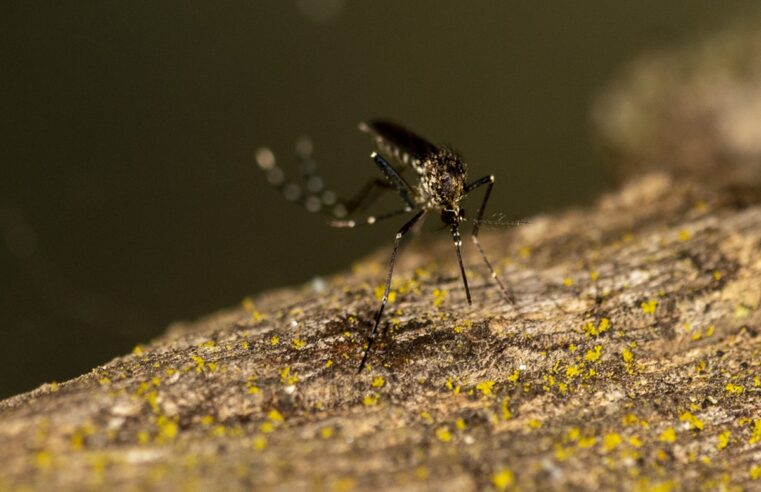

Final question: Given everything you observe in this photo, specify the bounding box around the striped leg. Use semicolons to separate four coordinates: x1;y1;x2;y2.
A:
466;175;515;304
256;141;412;220
358;209;426;372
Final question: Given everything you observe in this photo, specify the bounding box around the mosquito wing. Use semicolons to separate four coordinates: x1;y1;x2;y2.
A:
359;119;438;170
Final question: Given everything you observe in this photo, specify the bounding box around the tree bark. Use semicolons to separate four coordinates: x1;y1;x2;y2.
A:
4;17;761;492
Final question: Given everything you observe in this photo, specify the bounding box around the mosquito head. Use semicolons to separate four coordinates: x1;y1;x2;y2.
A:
441;207;465;225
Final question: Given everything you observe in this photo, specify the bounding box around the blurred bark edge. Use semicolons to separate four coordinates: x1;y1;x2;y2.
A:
593;9;761;195
2;12;761;492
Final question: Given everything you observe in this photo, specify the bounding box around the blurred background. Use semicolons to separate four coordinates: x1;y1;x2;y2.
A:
1;1;757;399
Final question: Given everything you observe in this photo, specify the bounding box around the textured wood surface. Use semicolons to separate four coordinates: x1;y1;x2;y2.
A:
2;171;761;491
4;14;761;492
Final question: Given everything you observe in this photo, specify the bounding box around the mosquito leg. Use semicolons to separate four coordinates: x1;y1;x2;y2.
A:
465;175;516;304
452;222;472;305
256;142;413;220
329;206;414;228
358;209;426;373
343;179;392;213
256;145;339;216
370;152;416;210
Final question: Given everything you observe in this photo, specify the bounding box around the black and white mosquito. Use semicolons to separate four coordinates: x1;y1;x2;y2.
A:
256;120;515;372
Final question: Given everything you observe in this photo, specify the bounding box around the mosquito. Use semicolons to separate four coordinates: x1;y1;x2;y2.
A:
256;120;515;372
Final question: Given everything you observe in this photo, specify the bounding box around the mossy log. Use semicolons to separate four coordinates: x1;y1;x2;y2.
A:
4;18;761;492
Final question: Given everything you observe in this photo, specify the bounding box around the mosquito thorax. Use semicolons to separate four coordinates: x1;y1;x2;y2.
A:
419;147;467;209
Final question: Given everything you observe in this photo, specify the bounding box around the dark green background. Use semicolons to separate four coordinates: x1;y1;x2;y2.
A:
1;2;754;398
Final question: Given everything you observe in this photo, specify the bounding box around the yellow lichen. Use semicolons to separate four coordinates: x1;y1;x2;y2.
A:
242;297;266;321
507;370;520;383
582;318;610;337
420;411;434;425
751;465;761;480
554;444;573;461
247;381;261;394
455;418;467;430
566;365;582;378
735;304;751;319
725;383;744;396
716;430;731;450
453;319;472;334
291;338;306;350
320;426;334;439
491;468;514;490
603;433;622;451
137;430;150;444
363;392;380;406
584;345;603;363
578;436;597;449
432;288;447;307
132;345;144;356
659;427;677;443
270;335;280;346
749;420;761;445
267;409;284;422
519;246;531;259
191;355;205;373
371;376;386;388
566;427;581;441
622;414;641;426
641;299;658;314
679;411;704;431
446;378;462;395
501;397;512;421
476;380;496;397
35;450;53;469
145;391;160;413
435;427;452;442
325;359;334;368
70;424;95;451
278;366;299;385
156;416;178;442
528;419;542;430
252;435;267;451
563;277;574;287
621;348;634;363
677;230;691;241
374;285;396;303
638;479;675;492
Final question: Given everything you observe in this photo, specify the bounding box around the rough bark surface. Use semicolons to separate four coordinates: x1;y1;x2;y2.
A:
4;17;761;492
